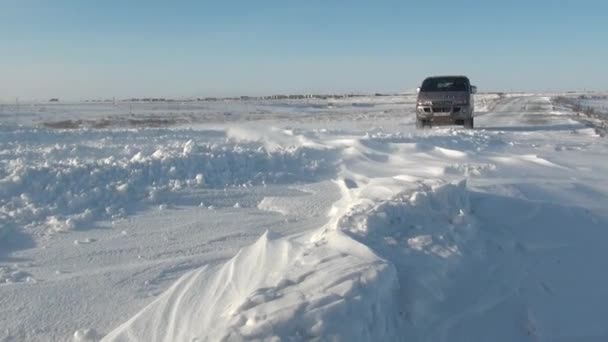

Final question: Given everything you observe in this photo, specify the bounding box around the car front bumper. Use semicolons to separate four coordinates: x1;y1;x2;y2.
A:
416;104;473;120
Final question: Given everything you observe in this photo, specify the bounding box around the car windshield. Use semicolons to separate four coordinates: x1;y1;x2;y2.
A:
421;77;469;92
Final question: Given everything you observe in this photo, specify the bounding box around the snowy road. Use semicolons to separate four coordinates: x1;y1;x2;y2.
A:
1;94;608;341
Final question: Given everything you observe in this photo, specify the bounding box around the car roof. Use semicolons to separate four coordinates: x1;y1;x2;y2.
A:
425;76;470;80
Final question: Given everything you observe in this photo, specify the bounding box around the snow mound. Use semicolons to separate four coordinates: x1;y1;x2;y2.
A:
103;177;473;341
102;229;400;341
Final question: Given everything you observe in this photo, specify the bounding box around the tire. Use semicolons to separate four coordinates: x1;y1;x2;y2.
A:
464;118;474;129
416;118;424;129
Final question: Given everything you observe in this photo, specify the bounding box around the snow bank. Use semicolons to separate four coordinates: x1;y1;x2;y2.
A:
0;127;337;234
103;174;474;341
103;229;401;341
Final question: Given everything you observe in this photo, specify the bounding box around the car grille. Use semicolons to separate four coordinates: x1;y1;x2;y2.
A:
432;101;452;106
432;107;450;113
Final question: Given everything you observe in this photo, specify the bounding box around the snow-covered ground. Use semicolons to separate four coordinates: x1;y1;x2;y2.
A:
552;94;608;137
0;96;417;129
1;94;608;341
555;93;608;119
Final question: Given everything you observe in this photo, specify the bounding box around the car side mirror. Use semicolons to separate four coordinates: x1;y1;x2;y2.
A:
416;87;421;94
471;86;477;94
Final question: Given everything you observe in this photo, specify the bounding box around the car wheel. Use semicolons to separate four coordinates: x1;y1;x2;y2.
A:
464;118;474;129
416;119;424;129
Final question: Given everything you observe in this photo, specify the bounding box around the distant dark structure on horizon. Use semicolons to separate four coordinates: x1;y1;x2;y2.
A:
49;98;59;102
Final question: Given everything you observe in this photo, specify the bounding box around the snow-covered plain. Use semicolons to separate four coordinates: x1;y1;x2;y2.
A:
1;94;608;341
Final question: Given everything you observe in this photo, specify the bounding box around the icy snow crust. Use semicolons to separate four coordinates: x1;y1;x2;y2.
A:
2;94;608;341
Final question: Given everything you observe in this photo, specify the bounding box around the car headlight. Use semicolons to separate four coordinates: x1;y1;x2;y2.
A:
417;100;432;106
453;99;469;105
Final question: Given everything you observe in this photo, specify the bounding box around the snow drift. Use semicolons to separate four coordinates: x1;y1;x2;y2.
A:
0;126;337;235
104;176;608;341
102;176;474;341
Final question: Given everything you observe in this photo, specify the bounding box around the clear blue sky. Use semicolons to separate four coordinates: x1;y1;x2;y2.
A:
1;0;607;100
